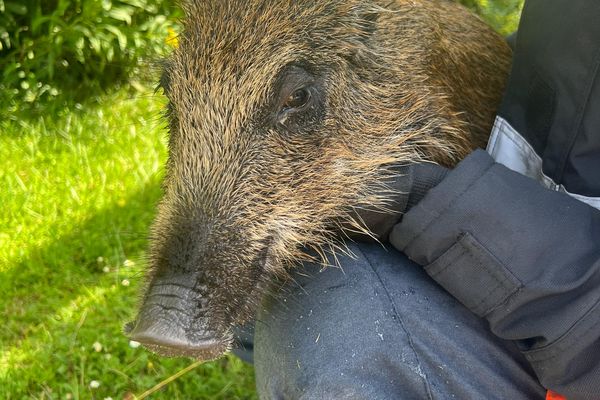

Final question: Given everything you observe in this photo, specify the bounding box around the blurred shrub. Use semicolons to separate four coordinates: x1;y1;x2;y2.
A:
0;0;178;115
458;0;524;35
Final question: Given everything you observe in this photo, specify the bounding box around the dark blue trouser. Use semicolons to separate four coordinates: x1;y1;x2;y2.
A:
239;243;546;399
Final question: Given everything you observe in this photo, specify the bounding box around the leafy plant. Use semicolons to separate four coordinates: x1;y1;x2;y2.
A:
0;0;179;117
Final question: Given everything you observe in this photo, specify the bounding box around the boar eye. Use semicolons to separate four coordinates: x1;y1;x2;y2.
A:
273;65;324;131
283;88;311;110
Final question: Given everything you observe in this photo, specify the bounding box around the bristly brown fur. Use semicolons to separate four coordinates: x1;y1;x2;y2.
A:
140;0;511;355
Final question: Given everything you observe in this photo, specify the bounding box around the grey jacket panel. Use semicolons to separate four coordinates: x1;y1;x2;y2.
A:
390;150;600;400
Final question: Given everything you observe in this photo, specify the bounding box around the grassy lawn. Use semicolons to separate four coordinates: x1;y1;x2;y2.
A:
0;88;257;399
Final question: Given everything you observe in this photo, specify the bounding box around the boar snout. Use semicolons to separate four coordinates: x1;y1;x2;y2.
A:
126;272;228;359
128;211;272;359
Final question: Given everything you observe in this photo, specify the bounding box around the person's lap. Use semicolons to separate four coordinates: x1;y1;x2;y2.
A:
243;242;546;399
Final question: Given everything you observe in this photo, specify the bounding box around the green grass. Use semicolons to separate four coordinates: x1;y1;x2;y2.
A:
0;87;257;399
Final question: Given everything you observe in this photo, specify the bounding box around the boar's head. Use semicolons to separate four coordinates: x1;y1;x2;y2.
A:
125;0;510;360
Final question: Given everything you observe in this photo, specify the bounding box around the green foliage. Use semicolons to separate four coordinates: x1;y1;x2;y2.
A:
0;0;178;116
458;0;524;35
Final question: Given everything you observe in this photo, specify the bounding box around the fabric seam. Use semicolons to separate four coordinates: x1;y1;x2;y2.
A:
425;246;467;278
355;246;435;400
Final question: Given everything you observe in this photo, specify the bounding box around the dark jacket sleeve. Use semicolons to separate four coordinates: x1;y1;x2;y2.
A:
389;149;600;400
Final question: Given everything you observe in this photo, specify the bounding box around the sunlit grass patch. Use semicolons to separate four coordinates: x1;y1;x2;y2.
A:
0;88;256;399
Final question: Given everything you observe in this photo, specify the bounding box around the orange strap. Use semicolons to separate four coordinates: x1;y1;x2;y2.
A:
546;390;567;400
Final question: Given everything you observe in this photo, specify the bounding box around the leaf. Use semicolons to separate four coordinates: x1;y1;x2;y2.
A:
106;45;114;62
5;2;27;15
108;7;133;25
75;37;85;51
88;35;102;55
119;0;147;8
104;25;127;51
71;24;92;38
